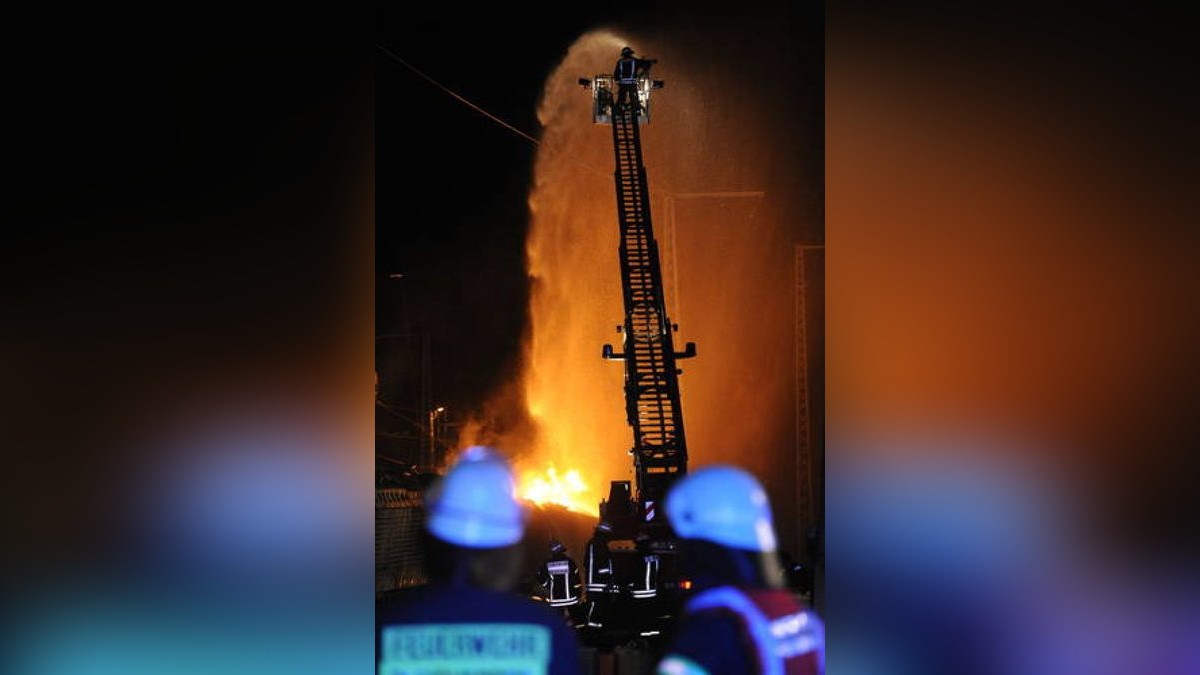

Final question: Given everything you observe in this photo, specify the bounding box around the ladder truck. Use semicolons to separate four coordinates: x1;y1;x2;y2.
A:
578;62;697;643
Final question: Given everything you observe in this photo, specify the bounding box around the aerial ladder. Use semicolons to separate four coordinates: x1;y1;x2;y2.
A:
578;60;696;640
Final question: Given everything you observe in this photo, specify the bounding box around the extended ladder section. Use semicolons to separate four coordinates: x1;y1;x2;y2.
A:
602;109;696;507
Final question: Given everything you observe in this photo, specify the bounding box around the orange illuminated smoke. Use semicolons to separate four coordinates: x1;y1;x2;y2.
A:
517;464;594;514
453;27;815;556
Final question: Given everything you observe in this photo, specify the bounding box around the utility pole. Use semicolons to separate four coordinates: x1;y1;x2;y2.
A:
794;244;824;562
427;406;445;469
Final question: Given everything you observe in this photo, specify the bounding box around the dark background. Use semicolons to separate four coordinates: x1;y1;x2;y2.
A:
2;10;373;579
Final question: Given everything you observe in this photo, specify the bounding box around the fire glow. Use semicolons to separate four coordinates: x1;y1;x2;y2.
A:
504;32;635;516
449;27;811;553
518;464;593;514
450;33;633;515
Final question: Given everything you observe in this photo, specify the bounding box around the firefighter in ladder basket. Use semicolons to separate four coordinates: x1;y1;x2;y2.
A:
613;46;656;115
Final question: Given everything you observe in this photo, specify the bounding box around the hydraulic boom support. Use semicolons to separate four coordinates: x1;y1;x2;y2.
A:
598;95;696;509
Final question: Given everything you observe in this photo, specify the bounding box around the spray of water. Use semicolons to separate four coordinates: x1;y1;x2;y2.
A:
457;27;817;550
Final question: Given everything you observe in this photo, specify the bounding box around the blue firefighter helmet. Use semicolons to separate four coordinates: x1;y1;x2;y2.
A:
665;465;779;552
424;446;527;548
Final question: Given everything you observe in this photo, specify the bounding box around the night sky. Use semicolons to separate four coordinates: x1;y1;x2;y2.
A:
376;2;822;423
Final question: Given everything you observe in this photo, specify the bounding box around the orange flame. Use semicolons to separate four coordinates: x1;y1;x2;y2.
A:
517;464;594;514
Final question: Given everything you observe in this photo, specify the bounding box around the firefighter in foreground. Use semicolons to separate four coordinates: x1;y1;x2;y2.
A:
537;540;583;623
656;465;825;675
376;446;582;675
583;520;615;627
632;532;660;601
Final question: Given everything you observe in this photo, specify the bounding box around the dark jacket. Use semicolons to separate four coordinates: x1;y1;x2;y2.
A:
537;551;582;607
614;56;654;83
584;535;615;593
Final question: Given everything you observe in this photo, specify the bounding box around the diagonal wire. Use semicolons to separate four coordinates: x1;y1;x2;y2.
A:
375;43;541;146
374;43;616;185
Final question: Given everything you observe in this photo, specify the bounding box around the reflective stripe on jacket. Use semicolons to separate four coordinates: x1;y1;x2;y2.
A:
684;586;824;675
616;57;638;83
